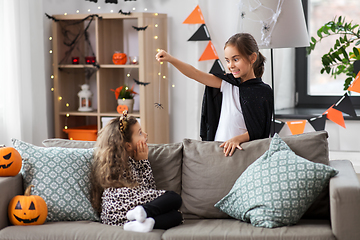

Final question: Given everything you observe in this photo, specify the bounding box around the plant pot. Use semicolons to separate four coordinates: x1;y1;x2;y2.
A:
117;98;134;113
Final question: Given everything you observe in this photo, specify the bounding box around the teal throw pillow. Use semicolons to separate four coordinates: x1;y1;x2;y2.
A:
12;139;99;222
214;134;338;228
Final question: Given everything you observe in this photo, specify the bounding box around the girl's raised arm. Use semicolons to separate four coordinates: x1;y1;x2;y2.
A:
155;50;222;88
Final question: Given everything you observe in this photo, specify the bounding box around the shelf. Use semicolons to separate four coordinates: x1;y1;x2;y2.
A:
100;64;139;69
100;111;140;118
59;111;98;116
59;64;98;69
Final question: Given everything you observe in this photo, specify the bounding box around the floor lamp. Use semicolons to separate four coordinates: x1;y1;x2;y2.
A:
237;0;309;136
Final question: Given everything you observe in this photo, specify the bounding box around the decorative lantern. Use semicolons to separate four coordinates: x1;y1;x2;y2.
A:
77;84;93;112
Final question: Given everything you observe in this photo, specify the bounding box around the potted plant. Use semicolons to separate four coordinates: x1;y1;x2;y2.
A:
307;16;360;90
111;85;138;113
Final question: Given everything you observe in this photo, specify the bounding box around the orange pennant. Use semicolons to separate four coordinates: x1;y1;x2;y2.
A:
347;71;360;93
199;41;219;61
324;106;346;128
183;5;205;24
287;120;306;135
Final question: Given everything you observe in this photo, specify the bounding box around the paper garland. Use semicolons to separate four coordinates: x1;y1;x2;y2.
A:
183;5;224;73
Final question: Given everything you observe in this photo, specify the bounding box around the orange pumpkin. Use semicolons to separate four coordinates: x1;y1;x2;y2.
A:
112;52;127;65
0;146;22;177
8;185;47;226
117;104;129;114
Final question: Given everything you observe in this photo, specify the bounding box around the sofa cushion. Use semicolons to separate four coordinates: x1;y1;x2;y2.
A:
181;131;329;219
42;139;183;194
214;134;338;228
161;219;335;240
12;139;98;222
42;139;95;149
0;221;164;240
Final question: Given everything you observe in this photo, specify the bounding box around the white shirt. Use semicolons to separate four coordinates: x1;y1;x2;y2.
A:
214;80;247;141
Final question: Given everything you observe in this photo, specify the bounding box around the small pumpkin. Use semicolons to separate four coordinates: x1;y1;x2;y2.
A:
112;52;127;65
8;185;47;226
0;146;22;177
117;104;129;114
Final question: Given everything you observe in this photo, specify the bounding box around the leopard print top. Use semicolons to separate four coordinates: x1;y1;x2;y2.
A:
100;157;165;226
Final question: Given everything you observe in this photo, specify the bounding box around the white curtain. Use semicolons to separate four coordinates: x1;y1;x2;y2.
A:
0;0;48;147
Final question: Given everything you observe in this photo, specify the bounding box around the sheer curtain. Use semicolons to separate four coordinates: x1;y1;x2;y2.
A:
0;0;48;147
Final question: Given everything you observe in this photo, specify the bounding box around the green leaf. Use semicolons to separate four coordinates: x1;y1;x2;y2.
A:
344;77;353;90
356;40;360;46
340;47;349;60
332;52;342;62
317;29;322;38
311;37;317;44
354;47;359;56
323;26;329;35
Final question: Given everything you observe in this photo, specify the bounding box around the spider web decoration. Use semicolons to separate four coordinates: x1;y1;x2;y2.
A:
154;63;164;109
237;0;284;47
46;14;100;68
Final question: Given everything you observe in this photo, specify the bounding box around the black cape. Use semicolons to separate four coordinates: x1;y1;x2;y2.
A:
200;73;274;141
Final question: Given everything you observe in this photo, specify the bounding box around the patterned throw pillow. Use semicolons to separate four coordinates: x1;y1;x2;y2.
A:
214;134;338;228
12;139;99;222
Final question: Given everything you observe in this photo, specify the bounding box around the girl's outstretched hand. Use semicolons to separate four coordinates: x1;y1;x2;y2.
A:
219;134;248;157
134;140;149;161
155;49;172;63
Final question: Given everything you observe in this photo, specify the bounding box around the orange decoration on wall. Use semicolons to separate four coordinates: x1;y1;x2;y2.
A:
199;41;218;61
117;104;129;114
287;120;306;135
347;71;360;93
324;106;346;128
183;5;205;24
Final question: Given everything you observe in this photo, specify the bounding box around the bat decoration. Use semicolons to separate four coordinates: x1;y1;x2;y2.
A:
105;0;118;3
133;78;150;86
45;13;59;22
132;26;148;31
119;10;131;15
154;103;164;109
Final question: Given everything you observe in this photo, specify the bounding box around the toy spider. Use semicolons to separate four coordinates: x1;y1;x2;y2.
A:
262;24;270;32
154;103;164;109
241;12;246;19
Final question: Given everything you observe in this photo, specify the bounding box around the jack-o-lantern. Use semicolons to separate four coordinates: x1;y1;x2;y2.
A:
8;185;47;226
117;104;129;114
0;146;22;177
112;52;127;65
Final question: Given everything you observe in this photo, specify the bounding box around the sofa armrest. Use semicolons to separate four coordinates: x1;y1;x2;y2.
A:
329;160;360;240
0;174;23;230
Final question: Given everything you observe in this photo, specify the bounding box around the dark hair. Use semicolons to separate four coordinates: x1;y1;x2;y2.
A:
90;114;138;214
224;33;266;78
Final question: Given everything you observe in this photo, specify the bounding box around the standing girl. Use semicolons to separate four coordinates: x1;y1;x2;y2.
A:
90;111;183;232
156;33;273;157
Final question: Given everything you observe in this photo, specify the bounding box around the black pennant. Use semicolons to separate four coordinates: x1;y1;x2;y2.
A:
188;24;211;41
333;93;357;117
270;119;285;135
133;78;150;86
105;0;118;3
209;59;225;75
308;114;327;131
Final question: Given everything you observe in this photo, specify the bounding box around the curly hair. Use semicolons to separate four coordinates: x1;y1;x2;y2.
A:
90;114;138;214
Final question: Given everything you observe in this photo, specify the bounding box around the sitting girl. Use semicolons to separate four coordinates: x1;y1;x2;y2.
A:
90;111;183;232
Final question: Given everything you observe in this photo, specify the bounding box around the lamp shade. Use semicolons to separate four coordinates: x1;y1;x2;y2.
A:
238;0;309;49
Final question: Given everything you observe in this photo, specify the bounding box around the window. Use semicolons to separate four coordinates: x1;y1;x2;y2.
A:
296;0;360;108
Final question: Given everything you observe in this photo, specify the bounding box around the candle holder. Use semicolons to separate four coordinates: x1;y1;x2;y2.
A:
85;56;96;64
72;57;79;64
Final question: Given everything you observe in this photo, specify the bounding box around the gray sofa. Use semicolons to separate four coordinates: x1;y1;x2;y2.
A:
1;131;360;240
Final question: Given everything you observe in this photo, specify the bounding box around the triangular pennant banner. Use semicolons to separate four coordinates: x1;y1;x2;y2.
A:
308;114;327;131
188;24;211;41
287;120;306;135
199;41;218;61
183;5;205;24
324;106;346;128
270;119;285;136
333;93;357;117
347;70;360;93
209;59;225;75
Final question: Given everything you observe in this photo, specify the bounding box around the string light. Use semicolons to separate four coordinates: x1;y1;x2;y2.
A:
155;24;158;28
66;103;70;107
133;7;136;11
49;50;53;54
51;88;54;91
110;10;114;13
49;37;52;41
64;13;67;16
172;84;175;88
98;6;101;9
88;9;91;12
58;96;62;101
64;126;68;130
76;10;79;13
127;73;130;77
51;75;54;79
155;13;158;16
144;8;148;11
66;113;70;117
154;36;158;39
163;76;166;79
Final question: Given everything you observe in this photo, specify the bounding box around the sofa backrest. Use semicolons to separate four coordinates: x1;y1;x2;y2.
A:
180;131;330;219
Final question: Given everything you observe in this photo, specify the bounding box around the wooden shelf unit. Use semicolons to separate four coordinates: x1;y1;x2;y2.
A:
52;12;169;144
